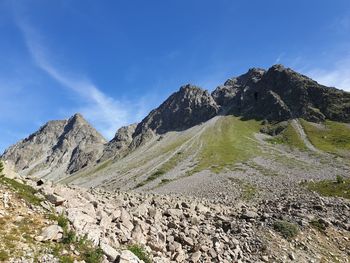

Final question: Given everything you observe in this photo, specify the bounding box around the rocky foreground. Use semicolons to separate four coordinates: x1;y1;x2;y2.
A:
1;175;349;263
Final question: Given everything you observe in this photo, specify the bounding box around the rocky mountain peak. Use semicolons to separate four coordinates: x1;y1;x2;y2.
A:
1;113;106;179
132;84;219;144
99;123;137;161
213;64;350;122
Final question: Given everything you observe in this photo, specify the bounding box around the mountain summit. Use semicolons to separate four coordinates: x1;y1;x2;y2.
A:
213;64;350;122
2;113;106;179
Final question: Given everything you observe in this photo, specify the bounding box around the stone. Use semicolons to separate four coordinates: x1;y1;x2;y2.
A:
191;251;201;262
118;250;143;263
100;242;119;261
241;211;258;220
36;225;63;241
46;193;66;206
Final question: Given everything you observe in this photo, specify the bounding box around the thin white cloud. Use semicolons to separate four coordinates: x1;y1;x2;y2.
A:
306;58;350;92
16;22;133;139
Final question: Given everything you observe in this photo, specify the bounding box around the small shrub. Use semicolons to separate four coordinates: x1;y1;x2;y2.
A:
128;244;152;263
273;220;299;239
83;248;104;263
310;219;327;233
63;230;76;244
336;175;344;184
57;214;69;230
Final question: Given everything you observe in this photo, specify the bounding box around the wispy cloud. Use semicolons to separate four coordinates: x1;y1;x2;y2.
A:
306;57;350;92
16;21;136;139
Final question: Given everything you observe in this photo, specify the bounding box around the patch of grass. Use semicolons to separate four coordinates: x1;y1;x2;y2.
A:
300;119;350;155
158;178;173;187
305;177;350;199
266;122;307;150
0;250;9;261
310;219;327;233
0;177;43;205
193;116;261;173
59;255;75;263
135;170;165;188
83;248;104;263
51;232;103;263
273;220;299;239
94;159;113;173
128;244;152;263
228;178;257;201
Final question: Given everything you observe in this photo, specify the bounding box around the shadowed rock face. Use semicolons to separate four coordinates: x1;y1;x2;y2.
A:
99;123;137;161
131;84;219;147
1;113;106;179
212;64;350;122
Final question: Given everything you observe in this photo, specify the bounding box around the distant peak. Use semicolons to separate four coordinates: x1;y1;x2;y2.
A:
269;64;287;71
68;113;87;124
179;84;203;92
247;67;266;74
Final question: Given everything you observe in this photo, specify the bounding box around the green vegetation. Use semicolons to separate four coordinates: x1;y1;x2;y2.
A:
158;178;173;187
128;244;152;263
300;119;350;155
0;177;43;205
135;170;165;188
228;178;257;201
266;122;307;150
193;116;261;173
0;250;9;261
273;220;299;239
310;219;327;233
336;175;344;184
0;177;103;263
304;177;350;199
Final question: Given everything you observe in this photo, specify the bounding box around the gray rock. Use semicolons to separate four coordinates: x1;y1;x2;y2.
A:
36;225;63;241
100;242;119;261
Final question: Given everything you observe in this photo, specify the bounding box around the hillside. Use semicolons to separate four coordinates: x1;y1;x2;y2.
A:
1;166;349;262
1;64;350;262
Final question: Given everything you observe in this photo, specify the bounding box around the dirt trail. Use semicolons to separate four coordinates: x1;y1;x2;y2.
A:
291;119;321;153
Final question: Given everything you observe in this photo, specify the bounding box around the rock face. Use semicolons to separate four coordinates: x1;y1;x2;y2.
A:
100;123;137;161
1;113;106;180
212;65;350;122
131;84;219;147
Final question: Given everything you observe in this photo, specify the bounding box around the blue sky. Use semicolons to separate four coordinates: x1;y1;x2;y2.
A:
1;0;350;153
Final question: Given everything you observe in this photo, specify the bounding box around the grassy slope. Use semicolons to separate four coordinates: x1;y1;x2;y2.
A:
192;116;261;173
266;122;307;150
305;178;350;199
300;119;350;155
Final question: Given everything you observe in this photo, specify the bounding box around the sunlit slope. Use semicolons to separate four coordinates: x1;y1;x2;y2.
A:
62;116;350;191
300;120;350;156
191;116;261;173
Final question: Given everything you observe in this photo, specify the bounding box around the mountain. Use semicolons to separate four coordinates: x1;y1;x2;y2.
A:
1;64;350;188
212;64;350;122
1;113;106;180
1;64;350;262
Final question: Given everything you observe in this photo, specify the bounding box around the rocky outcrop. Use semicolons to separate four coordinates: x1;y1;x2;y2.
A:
100;123;137;161
212;64;350;122
1;113;106;180
131;84;219;147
